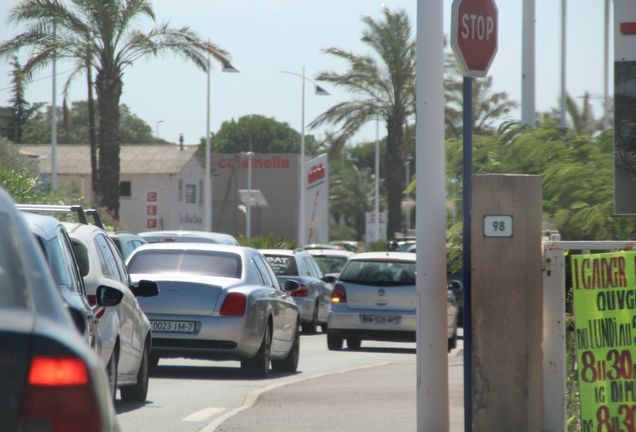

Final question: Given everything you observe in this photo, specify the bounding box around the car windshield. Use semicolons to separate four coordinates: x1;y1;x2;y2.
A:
0;213;28;308
339;259;416;286
263;255;298;276
128;250;242;278
312;256;348;274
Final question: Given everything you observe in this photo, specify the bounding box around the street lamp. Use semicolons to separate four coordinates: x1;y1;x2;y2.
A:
280;67;330;247
155;120;164;139
241;151;254;238
204;55;240;232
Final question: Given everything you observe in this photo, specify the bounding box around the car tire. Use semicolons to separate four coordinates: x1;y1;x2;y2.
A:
346;337;361;350
301;304;318;334
241;324;271;378
327;333;343;351
120;342;150;402
106;347;118;402
272;325;300;372
448;331;458;353
150;352;160;371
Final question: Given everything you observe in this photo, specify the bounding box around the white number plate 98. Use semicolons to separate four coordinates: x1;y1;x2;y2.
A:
483;215;513;238
151;320;196;334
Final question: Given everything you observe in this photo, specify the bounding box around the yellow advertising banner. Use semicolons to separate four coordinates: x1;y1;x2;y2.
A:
571;251;636;431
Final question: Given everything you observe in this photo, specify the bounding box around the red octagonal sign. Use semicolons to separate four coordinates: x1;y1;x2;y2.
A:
451;0;498;78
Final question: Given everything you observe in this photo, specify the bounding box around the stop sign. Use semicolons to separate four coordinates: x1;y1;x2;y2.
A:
451;0;498;78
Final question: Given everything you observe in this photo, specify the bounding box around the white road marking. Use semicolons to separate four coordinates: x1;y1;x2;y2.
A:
198;362;391;432
182;407;226;422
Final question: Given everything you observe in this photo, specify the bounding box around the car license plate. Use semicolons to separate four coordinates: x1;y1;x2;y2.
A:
151;320;196;334
360;314;401;325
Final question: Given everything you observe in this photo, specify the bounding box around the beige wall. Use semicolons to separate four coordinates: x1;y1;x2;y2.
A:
119;156;205;233
471;174;543;431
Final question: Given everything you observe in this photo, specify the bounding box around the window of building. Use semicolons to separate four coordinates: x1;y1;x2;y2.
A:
185;184;197;204
178;179;183;202
199;180;204;206
120;181;131;197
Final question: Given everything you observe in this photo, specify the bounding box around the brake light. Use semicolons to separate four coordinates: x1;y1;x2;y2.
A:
29;357;88;386
21;355;102;432
291;284;309;297
220;292;246;316
87;295;97;306
331;284;347;303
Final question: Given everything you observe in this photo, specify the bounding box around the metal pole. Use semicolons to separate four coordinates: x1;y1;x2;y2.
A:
51;21;58;191
156;120;164;139
560;0;567;129
205;50;212;232
298;66;306;247
462;77;473;432
521;0;536;127
246;152;253;238
416;0;449;430
603;0;610;130
375;117;380;243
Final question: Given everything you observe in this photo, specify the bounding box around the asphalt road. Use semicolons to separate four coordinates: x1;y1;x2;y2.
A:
116;332;463;432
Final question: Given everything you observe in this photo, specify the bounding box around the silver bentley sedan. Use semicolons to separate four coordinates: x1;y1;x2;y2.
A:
126;243;300;377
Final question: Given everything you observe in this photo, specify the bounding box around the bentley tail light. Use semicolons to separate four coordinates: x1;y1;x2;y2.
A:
290;284;309;297
220;292;246;316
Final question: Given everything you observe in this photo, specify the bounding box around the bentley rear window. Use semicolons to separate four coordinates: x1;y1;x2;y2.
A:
128;250;242;279
263;255;298;276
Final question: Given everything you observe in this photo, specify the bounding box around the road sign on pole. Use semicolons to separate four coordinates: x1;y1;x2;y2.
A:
451;0;499;78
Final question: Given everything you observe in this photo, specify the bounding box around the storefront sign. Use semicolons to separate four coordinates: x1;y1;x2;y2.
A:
571;251;636;431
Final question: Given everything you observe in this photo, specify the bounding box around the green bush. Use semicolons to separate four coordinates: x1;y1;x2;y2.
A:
237;233;295;250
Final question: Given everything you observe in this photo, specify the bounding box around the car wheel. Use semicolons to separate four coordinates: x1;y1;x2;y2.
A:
301;303;318;334
106;348;118;402
272;325;300;372
327;333;343;351
150;352;160;371
241;323;272;378
346;337;361;350
448;331;458;353
120;342;150;402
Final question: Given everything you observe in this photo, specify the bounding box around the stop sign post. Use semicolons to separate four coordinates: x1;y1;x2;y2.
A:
451;0;498;78
451;2;497;432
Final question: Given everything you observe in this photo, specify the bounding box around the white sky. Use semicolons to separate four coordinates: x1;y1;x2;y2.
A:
0;0;612;146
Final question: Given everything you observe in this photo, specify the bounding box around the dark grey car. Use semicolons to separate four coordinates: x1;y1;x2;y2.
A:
0;188;120;432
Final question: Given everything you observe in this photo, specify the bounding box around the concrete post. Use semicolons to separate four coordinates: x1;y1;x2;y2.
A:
471;174;543;431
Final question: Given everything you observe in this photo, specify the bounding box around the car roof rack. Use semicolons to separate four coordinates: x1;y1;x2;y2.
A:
16;204;89;225
85;209;105;229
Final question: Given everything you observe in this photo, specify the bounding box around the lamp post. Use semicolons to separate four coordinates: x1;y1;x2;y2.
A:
242;151;254;238
204;54;239;232
155;120;164;139
51;21;58;191
374;117;380;243
280;68;330;247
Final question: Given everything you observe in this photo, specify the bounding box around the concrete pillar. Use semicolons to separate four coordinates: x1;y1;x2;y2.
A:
471;174;543;431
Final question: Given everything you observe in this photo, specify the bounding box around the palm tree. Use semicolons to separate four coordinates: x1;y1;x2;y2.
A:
0;0;231;218
444;53;518;138
310;8;416;240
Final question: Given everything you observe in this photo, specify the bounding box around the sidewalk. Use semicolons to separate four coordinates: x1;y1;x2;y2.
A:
216;351;465;432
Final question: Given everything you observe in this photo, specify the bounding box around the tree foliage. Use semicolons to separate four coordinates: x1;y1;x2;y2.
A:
444;120;636;271
311;8;416;239
17;101;158;145
1;0;232;218
206;114;317;154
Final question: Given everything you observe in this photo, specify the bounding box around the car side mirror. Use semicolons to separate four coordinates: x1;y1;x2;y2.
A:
284;280;300;292
96;285;124;307
131;279;159;297
322;275;336;284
